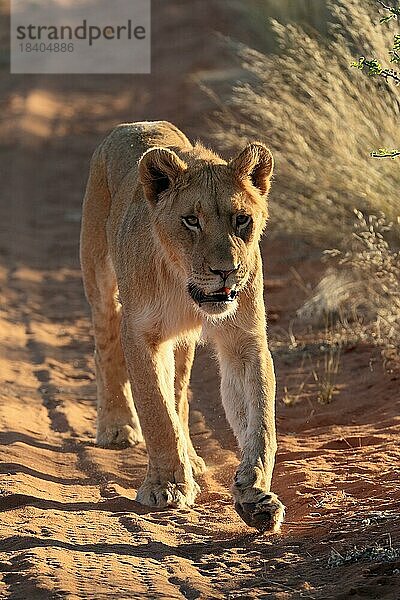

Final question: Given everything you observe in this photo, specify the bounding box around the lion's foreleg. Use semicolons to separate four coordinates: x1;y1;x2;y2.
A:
215;329;285;531
239;343;276;489
121;324;199;508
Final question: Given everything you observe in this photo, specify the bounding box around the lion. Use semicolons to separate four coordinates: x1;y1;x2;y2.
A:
80;120;285;532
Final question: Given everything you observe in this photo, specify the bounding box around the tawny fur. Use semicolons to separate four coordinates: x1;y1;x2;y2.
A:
80;120;285;531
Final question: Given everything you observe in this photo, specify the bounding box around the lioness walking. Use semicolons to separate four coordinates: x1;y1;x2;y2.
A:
80;121;285;532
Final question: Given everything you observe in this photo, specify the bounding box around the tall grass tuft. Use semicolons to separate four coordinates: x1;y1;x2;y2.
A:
213;0;400;245
325;212;400;364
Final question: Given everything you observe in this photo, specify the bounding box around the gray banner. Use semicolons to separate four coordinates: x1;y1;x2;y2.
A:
11;0;151;74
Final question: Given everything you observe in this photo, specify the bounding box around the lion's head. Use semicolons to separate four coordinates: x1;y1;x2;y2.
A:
138;142;273;318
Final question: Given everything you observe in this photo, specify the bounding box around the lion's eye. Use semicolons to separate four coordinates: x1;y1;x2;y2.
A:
236;214;251;230
182;215;201;231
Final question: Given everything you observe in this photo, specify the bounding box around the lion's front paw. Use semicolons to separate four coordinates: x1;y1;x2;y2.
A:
233;488;285;533
96;422;143;448
136;478;200;509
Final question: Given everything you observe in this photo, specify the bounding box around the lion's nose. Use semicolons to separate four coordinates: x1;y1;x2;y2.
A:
209;264;240;280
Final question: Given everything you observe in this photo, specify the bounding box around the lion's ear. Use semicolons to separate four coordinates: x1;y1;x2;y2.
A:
230;143;273;195
139;147;188;203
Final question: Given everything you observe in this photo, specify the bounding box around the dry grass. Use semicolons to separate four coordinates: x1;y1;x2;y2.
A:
212;0;400;245
281;339;342;406
211;0;400;361
313;341;342;404
328;213;400;362
298;211;400;362
328;541;400;568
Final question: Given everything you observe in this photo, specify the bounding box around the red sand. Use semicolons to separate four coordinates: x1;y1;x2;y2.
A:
0;2;399;598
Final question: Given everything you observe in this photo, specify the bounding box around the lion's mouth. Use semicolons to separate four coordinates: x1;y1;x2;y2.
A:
188;283;238;306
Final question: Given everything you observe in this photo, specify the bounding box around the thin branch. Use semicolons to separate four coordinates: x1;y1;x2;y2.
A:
379;66;400;83
377;0;394;11
353;57;400;84
377;0;400;20
370;149;400;158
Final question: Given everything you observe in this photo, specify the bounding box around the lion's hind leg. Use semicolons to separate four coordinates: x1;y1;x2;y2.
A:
80;154;142;448
89;259;143;447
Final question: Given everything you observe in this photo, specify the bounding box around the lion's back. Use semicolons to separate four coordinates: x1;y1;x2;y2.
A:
99;121;193;197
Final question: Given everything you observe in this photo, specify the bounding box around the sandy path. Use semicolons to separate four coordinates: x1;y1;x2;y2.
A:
1;2;400;599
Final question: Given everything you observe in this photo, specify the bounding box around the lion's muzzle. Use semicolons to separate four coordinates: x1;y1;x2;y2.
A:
187;282;238;306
